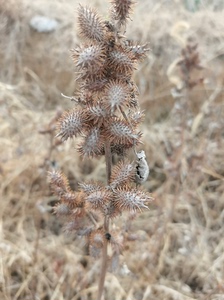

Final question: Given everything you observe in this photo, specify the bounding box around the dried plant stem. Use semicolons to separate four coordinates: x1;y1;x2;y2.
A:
97;242;108;300
97;216;109;300
105;140;112;183
97;142;112;300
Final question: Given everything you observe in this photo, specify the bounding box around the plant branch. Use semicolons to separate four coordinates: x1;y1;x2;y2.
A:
97;141;112;300
105;140;112;184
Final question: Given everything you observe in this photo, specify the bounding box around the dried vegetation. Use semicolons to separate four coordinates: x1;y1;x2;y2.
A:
1;0;224;299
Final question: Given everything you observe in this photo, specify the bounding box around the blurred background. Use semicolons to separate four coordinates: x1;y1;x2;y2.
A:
0;0;224;299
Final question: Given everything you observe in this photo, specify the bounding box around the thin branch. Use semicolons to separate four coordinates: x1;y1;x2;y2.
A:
104;140;112;184
97;216;109;300
97;141;112;300
61;93;81;104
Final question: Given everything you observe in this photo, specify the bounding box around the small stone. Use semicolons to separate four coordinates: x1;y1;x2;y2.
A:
30;15;58;33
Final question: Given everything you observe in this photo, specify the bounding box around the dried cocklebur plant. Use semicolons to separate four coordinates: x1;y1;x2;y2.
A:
166;42;205;183
39;108;63;168
48;1;153;299
167;41;205;133
168;41;204;98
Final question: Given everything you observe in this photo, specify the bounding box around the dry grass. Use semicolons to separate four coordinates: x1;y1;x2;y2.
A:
1;0;224;299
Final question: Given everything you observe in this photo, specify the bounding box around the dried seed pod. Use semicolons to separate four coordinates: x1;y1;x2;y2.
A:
78;5;105;42
89;228;105;247
63;191;85;208
54;203;71;216
56;109;85;142
81;78;108;93
85;102;108;125
72;44;106;78
104;80;129;113
113;186;152;212
85;189;112;210
128;110;144;126
78;127;103;157
111;0;134;27
128;43;150;61
79;181;103;195
110;159;135;188
104;118;140;144
109;48;134;74
110;139;140;156
48;170;70;198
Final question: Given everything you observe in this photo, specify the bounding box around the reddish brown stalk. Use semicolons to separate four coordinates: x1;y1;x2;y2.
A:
97;216;109;300
97;140;111;300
